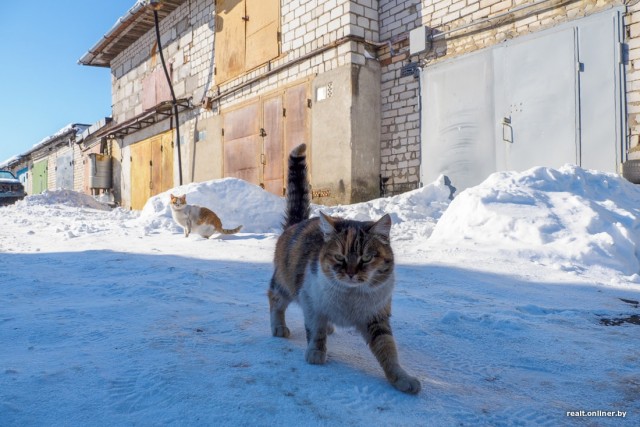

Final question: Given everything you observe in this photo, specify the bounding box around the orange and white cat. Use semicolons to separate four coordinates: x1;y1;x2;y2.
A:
268;144;421;394
169;194;242;238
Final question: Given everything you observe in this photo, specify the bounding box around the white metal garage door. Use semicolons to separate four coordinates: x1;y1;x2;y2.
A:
420;8;625;191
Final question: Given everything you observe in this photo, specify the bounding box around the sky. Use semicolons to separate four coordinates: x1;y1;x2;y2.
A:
1;167;639;424
0;1;135;164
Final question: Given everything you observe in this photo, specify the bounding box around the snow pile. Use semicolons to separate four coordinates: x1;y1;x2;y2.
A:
139;177;285;234
18;189;111;211
430;165;640;275
319;175;453;240
2;166;640;425
139;176;453;238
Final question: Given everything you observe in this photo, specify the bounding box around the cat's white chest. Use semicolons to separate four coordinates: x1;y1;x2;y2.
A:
303;268;393;327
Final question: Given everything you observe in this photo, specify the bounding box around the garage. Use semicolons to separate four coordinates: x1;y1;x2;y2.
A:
420;8;625;191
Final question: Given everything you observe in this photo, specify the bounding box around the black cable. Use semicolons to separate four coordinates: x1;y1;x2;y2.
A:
153;8;183;185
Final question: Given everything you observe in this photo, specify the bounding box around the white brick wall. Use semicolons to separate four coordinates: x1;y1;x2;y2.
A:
111;0;370;123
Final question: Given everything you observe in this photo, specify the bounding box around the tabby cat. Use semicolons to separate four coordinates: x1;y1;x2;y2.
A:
268;143;421;394
169;194;242;238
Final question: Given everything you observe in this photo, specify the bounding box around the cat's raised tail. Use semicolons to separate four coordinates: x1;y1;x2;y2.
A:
283;143;310;230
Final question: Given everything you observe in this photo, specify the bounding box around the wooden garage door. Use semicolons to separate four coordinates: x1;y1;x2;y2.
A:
223;102;261;185
130;130;174;210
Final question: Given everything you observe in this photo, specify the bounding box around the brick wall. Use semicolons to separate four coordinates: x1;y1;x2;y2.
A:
626;1;640;153
108;0;632;199
110;0;382;124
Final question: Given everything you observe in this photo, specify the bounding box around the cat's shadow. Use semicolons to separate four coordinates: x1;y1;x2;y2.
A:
208;233;274;241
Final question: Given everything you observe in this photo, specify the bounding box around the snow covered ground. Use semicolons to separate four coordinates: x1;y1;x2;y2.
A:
1;167;639;426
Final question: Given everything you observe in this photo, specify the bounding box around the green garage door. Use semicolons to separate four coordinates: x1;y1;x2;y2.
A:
32;159;48;195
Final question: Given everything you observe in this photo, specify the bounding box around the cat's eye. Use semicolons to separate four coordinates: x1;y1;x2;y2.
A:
334;254;346;262
361;254;374;263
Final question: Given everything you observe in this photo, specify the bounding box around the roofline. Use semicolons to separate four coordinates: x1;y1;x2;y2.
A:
78;1;147;68
78;0;187;68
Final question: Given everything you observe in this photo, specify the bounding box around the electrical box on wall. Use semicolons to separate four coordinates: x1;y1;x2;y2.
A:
409;27;430;55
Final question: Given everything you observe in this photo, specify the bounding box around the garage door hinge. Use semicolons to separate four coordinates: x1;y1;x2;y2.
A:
261;154;266;165
260;128;267;137
577;62;584;72
221;128;224;137
619;42;626;65
307;99;312;108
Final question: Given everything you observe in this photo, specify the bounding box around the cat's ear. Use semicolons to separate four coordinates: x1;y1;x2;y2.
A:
319;211;336;240
370;214;392;241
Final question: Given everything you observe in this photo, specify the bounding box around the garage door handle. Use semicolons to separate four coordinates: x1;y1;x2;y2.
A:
502;116;513;143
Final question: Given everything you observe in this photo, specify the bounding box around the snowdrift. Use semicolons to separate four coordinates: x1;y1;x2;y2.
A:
139;178;285;234
139;175;454;238
319;175;453;240
430;165;640;275
17;189;111;211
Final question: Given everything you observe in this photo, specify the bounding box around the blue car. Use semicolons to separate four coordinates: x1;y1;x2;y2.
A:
0;170;27;205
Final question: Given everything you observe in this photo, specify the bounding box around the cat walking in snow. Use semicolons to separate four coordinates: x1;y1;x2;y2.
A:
169;194;242;238
268;143;421;394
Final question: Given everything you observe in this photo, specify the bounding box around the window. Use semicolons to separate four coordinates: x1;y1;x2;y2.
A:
215;0;280;83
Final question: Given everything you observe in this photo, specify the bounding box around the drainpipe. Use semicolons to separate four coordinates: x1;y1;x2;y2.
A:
148;0;183;186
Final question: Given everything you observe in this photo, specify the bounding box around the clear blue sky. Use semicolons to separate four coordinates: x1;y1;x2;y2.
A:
0;1;135;164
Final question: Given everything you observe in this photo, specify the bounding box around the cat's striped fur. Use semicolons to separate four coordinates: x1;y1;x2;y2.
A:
169;194;242;238
268;143;421;394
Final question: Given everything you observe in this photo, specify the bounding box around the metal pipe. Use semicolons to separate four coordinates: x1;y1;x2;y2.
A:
152;6;183;185
209;35;371;105
429;0;566;41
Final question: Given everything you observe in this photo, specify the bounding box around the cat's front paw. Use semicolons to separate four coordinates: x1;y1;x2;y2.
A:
305;348;327;365
272;325;290;338
392;373;421;394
